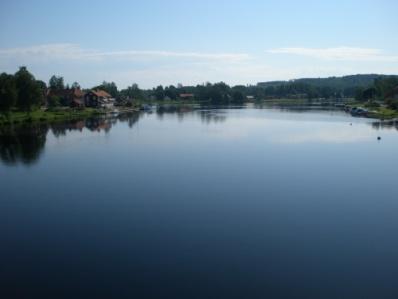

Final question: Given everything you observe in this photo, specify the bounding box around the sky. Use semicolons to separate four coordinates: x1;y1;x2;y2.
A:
0;0;397;89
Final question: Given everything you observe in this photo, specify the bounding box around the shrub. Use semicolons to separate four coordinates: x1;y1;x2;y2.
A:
47;95;61;108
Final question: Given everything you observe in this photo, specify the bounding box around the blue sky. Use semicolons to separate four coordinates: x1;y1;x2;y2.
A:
0;0;397;88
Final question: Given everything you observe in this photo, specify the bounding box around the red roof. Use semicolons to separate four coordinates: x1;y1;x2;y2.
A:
47;88;84;98
179;93;194;98
92;89;112;98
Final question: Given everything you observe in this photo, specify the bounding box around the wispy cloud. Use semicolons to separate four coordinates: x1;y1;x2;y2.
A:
1;44;397;89
0;43;250;63
268;47;398;62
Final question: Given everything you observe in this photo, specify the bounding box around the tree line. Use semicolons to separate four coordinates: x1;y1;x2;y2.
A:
0;67;46;114
354;76;398;106
1;67;398;114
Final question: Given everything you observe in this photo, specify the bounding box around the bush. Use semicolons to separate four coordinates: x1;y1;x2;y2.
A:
364;101;380;108
47;95;61;108
386;99;398;110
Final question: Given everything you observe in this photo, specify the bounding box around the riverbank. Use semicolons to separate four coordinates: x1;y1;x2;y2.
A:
0;108;106;127
345;102;398;119
261;99;398;119
367;107;398;119
2;101;397;127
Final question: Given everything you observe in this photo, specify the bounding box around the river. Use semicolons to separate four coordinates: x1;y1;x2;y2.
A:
1;105;397;298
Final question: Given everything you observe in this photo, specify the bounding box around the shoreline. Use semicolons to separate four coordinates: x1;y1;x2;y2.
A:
0;107;140;128
1;101;397;128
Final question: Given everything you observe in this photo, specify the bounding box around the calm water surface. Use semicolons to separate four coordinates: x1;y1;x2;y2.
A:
1;106;398;298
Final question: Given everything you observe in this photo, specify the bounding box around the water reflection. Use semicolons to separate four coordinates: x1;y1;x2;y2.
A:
371;120;398;131
49;113;141;138
2;106;398;298
0;124;48;166
0;113;141;165
0;107;397;166
156;104;197;122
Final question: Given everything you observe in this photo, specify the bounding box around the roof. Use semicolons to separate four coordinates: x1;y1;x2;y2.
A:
179;93;194;98
47;88;84;98
91;89;112;98
74;88;84;97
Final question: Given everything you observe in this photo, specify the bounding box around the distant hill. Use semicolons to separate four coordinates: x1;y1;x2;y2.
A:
257;74;397;90
256;74;398;99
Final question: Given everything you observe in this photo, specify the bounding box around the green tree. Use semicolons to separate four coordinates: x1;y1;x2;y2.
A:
362;87;376;100
94;81;118;98
36;80;47;106
374;76;398;99
122;83;143;99
209;82;230;104
47;95;61;108
14;67;43;111
355;87;365;102
231;90;244;103
0;73;17;115
49;75;65;90
154;85;164;101
165;85;177;100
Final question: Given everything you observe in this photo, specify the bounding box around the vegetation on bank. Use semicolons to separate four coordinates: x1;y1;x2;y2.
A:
1;66;398;125
345;102;398;119
367;107;398;119
343;76;398;119
0;108;104;127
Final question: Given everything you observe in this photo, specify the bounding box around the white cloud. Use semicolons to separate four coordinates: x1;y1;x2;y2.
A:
268;47;398;62
0;43;250;63
1;44;397;88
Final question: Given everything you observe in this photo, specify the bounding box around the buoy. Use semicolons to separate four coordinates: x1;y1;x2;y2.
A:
377;136;381;140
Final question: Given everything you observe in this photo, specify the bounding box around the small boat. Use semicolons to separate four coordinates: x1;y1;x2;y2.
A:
350;107;368;117
140;104;152;111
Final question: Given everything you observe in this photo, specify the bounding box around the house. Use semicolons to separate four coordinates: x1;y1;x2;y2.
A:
84;90;114;108
71;98;84;108
179;93;194;100
47;88;84;107
246;95;255;101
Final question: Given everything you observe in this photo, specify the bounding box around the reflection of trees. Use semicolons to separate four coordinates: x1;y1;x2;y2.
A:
118;112;140;128
0;107;230;166
155;105;227;124
85;117;112;132
371;120;398;131
0;113;144;165
49;112;142;136
253;102;337;113
156;105;195;121
198;110;227;124
0;124;48;165
51;120;87;137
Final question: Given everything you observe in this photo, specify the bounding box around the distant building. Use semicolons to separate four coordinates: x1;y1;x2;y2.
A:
179;93;194;100
246;95;255;101
47;88;84;107
84;90;114;108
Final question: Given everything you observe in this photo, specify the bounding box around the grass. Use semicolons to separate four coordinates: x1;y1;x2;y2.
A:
367;107;398;119
261;98;313;105
0;108;104;127
345;102;398;119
